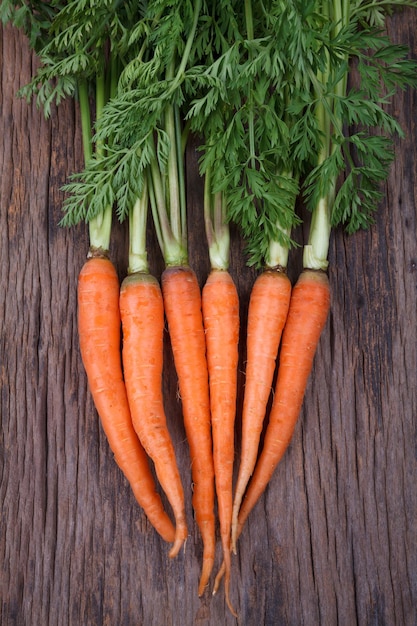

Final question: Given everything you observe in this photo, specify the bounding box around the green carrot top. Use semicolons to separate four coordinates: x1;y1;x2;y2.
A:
4;0;416;264
187;0;417;269
300;0;417;269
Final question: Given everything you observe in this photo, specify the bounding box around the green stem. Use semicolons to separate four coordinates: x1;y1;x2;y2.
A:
303;197;331;270
128;183;149;274
149;156;172;246
95;72;106;156
265;225;290;270
204;168;230;271
88;72;112;252
164;0;201;248
244;0;254;39
165;98;182;244
149;155;187;266
333;0;349;97
147;169;165;255
77;78;92;164
169;0;202;92
244;0;256;170
304;0;349;271
147;0;202;267
175;104;187;243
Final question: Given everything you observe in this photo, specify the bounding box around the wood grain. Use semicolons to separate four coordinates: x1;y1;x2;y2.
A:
1;12;416;626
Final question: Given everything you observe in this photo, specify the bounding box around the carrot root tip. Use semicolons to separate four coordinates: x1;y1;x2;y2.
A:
226;599;238;619
168;535;188;559
212;563;226;595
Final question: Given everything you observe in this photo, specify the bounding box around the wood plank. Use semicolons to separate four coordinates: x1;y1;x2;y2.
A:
1;11;416;625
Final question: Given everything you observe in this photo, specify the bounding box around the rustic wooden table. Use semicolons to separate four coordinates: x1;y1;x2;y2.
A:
1;11;416;626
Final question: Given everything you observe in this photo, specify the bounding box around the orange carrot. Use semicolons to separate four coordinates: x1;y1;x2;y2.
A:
161;265;215;596
78;255;175;544
237;269;330;537
231;269;291;550
202;268;239;616
120;271;188;558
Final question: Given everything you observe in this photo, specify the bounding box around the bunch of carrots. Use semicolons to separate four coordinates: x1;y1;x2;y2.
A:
3;0;417;617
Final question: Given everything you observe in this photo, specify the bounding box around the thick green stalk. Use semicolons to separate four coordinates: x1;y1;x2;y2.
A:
95;72;106;128
88;72;112;252
165;94;182;245
204;168;230;271
147;0;203;267
149;157;187;266
78;78;92;164
147;169;165;256
265;225;290;269
164;0;202;247
175;104;188;242
303;197;331;270
244;0;254;38
304;0;348;270
303;68;332;270
128;185;149;274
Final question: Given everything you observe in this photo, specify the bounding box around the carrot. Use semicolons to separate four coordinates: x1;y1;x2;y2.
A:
202;268;239;616
236;269;330;537
78;255;176;544
120;271;188;558
161;265;215;595
231;268;291;551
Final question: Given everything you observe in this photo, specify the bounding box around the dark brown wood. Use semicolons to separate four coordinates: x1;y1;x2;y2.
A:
1;12;416;626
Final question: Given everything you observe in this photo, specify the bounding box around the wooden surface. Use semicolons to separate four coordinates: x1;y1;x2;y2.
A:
1;12;416;626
